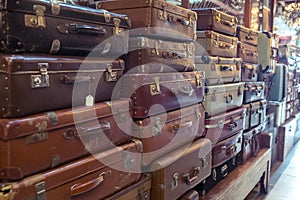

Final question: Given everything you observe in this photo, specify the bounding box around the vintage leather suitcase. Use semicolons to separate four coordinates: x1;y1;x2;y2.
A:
96;0;197;41
105;174;151;200
0;0;130;55
270;64;288;101
237;42;258;64
204;82;244;117
195;56;241;85
237;25;258;46
196;31;238;58
192;8;237;36
241;62;259;82
249;100;267;129
133;103;205;166
0;140;142;200
118;71;204;119
258;32;279;75
0;99;133;181
204;107;245;144
268;100;286;127
126;37;195;73
0;54;124;118
243;82;265;104
180;190;199;200
278;117;297;161
150;138;212;200
240;125;262;163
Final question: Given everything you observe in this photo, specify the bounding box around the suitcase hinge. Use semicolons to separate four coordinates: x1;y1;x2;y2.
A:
25;5;46;28
51;0;60;15
31;63;50;88
150;77;161;95
0;184;13;199
106;66;117;82
170;173;179;190
113;18;124;36
35;182;46;200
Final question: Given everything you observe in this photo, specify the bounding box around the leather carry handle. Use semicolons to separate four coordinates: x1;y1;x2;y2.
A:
245;35;254;41
219;42;234;49
225;94;233;104
183;167;201;185
167;14;190;26
220;65;233;71
68;24;107;36
79;122;111;133
61;75;94;84
229;122;238;131
172;86;194;96
70;172;105;197
170;121;193;133
216;14;235;27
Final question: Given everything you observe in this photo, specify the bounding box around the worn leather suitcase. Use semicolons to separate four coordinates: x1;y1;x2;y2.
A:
105;174;151;200
180;190;199;200
96;0;197;41
0;140;142;199
126;37;195;73
204;82;244;117
237;42;258;64
268;100;286;127
0;0;130;55
204;107;245;144
243;82;265;104
196;31;238;58
0;99;133;181
117;71;204;119
240;125;262;163
237;25;258;46
270;64;288;101
249;100;267;129
195;56;241;85
192;8;237;36
150;138;212;200
241;62;259;82
278;117;297;161
0;54;124;118
133;103;205;166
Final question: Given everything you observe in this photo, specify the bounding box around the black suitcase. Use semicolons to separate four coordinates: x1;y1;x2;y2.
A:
0;0;130;55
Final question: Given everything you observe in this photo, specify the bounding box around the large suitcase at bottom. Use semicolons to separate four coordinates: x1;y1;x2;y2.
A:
150;138;212;200
0;140;142;200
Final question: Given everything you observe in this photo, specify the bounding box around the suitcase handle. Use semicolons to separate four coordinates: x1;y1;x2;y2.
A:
79;122;111;134
183;167;201;185
172;86;194;96
246;35;254;41
70;172;105;197
61;75;94;84
216;14;235;27
218;42;234;50
67;23;107;36
220;65;233;71
170;121;193;133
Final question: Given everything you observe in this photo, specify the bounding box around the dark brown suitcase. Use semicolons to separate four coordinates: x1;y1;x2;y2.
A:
134;103;205;166
180;190;199;200
243;82;265;104
196;31;238;58
0;54;124;118
192;8;237;36
238;42;258;64
195;56;241;85
150;138;212;200
0;99;133;181
0;0;130;55
126;37;195;73
96;0;197;41
241;62;259;82
237;25;258;46
249;100;267;129
105;174;151;200
0;140;142;200
117;71;204;119
204;107;245;144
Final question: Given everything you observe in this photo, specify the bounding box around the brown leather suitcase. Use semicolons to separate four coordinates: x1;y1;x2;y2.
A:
238;42;258;64
237;25;259;46
96;0;197;41
0;0;130;55
0;140;142;200
241;62;259;82
249;100;267;129
150;138;212;200
0;54;124;118
196;31;238;58
105;174;151;200
117;71;204;119
0;99;133;181
134;103;205;166
195;56;241;85
243;82;265;104
180;190;199;200
204;107;245;144
192;8;237;36
126;37;195;73
204;82;244;117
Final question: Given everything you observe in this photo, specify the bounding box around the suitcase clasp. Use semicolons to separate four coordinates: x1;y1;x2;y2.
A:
35;181;46;200
170;173;179;190
25;5;46;28
106;66;117;82
113;18;124;36
31;63;50;88
51;0;60;15
150;77;161;95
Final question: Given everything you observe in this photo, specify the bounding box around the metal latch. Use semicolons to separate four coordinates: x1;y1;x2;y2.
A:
113;18;124;36
51;0;60;15
170;173;179;190
103;10;111;23
195;74;202;88
154;40;160;56
106;66;117;82
25;5;46;28
152;118;162;136
124;148;136;170
31;63;50;88
35;182;46;200
150;77;161;95
0;184;13;198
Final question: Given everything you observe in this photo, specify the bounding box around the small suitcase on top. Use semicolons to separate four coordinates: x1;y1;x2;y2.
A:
192;8;237;36
237;42;258;64
237;25;259;46
96;0;197;42
0;0;130;55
